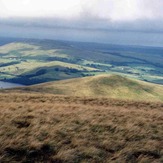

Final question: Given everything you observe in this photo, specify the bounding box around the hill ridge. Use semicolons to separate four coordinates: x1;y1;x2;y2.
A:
16;74;163;102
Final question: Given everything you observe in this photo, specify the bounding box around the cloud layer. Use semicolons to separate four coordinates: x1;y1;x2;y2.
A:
0;0;163;46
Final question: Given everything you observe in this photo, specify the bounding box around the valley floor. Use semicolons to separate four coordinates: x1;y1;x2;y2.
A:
0;92;163;162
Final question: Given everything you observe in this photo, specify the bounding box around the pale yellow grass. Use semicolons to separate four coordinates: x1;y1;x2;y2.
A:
0;43;38;54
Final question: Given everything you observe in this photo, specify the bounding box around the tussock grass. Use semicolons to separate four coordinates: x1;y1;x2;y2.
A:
0;92;163;162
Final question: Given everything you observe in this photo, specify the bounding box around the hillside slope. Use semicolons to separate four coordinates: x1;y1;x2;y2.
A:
21;74;163;102
0;93;163;162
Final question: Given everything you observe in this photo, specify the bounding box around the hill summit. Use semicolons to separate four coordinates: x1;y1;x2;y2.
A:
20;74;163;102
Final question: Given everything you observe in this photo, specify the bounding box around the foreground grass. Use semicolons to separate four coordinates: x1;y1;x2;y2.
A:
0;92;163;162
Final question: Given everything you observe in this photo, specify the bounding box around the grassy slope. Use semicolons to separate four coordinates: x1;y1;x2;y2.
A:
0;43;38;54
0;92;163;162
24;74;163;102
0;60;96;75
0;42;99;84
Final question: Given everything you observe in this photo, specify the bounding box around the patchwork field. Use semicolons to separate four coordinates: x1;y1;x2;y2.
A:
0;39;163;85
0;42;99;85
0;92;163;162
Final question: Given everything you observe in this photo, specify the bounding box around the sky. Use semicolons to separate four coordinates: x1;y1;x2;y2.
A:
0;0;163;47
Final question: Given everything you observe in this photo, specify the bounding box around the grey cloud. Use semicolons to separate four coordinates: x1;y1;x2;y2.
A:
1;7;163;47
1;16;163;33
1;23;163;47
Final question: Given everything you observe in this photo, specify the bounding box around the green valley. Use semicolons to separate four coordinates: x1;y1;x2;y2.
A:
0;39;163;85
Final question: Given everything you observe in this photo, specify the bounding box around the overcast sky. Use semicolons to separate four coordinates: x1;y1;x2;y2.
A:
0;0;163;47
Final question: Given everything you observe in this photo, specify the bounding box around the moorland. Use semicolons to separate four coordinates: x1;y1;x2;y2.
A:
0;92;163;162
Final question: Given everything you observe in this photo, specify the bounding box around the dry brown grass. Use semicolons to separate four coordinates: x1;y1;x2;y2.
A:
0;92;163;162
